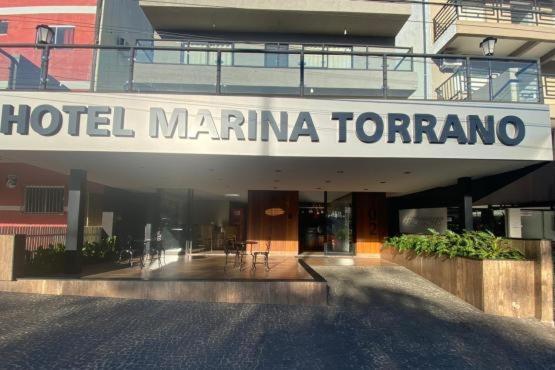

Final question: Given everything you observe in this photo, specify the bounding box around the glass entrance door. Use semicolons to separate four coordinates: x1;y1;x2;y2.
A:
325;193;354;255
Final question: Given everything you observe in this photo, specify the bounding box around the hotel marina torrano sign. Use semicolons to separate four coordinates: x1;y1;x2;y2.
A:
0;92;552;161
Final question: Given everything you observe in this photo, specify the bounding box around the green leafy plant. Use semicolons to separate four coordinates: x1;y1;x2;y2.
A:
25;236;119;275
384;229;525;260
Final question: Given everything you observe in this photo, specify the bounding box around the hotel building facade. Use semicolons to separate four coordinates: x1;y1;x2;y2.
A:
0;0;553;268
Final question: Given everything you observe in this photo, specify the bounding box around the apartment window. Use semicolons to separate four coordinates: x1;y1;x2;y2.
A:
303;45;353;69
0;20;8;35
51;26;75;45
325;46;352;69
24;186;64;214
187;42;232;65
265;44;289;68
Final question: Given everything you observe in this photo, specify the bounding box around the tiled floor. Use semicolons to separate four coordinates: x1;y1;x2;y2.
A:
80;252;395;281
82;252;314;281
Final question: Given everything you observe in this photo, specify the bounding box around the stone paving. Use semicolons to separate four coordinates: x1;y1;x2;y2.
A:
0;265;554;369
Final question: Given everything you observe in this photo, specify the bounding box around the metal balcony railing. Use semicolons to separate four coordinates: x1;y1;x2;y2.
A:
0;43;544;103
434;0;555;41
543;74;555;98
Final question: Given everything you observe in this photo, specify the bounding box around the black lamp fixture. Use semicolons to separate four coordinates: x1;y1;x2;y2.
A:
480;37;497;56
35;24;54;45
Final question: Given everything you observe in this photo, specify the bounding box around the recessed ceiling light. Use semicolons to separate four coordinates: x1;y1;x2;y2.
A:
225;193;240;197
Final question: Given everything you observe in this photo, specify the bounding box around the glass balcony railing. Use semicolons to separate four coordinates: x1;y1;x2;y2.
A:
0;43;544;103
434;0;555;41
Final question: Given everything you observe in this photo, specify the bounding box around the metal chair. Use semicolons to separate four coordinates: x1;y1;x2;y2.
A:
118;236;136;267
223;239;234;270
235;241;249;271
252;240;271;271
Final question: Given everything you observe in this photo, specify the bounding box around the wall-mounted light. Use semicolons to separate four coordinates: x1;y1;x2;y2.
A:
5;175;17;189
480;37;497;56
265;208;285;217
35;24;54;45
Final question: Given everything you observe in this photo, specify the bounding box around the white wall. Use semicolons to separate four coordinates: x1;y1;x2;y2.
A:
395;1;432;99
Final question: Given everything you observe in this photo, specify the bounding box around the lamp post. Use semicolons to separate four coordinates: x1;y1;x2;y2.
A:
480;37;497;101
35;24;54;45
36;25;54;90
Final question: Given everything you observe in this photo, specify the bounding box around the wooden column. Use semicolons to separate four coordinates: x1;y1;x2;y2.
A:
354;193;388;255
524;240;554;324
247;190;299;254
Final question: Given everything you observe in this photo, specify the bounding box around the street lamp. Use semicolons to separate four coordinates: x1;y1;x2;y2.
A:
35;25;54;90
35;24;54;45
480;37;497;56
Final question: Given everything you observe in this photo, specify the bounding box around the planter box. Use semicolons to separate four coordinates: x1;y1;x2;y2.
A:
381;240;553;323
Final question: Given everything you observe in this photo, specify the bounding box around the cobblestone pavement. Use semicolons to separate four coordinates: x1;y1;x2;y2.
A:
0;265;554;369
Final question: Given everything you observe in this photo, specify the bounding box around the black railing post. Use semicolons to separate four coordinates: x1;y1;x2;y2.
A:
216;50;222;94
127;47;135;92
488;60;494;101
300;50;305;97
537;59;544;104
383;54;388;99
465;56;472;101
39;45;50;90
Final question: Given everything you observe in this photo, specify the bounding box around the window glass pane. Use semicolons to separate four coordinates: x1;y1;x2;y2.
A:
188;42;207;65
304;46;323;68
0;21;8;34
325;46;352;69
208;43;232;65
265;44;289;68
52;27;75;45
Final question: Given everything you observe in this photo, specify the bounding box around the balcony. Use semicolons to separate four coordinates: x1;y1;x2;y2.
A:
543;74;555;124
433;0;555;58
0;44;544;104
139;0;411;37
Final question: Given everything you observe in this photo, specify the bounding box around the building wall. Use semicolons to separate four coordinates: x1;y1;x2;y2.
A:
0;0;99;89
0;162;104;225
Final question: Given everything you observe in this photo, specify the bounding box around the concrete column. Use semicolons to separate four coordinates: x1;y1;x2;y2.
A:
65;169;87;274
457;177;473;232
0;235;25;281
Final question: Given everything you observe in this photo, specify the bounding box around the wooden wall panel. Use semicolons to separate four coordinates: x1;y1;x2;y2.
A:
247;191;299;254
354;192;388;255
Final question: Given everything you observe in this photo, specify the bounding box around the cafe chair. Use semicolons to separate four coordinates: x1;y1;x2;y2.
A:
235;241;249;271
252;240;271;271
223;239;234;270
118;236;136;267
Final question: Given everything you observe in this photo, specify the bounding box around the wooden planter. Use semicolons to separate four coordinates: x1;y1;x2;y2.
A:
381;240;553;323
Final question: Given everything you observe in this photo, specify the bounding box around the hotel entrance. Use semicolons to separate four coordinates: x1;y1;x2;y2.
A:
299;192;379;256
298;192;355;255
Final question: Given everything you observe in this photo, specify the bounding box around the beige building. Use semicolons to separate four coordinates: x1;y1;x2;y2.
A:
431;0;555;125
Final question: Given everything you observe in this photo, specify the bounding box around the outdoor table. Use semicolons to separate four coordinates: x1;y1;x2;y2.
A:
244;240;258;255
